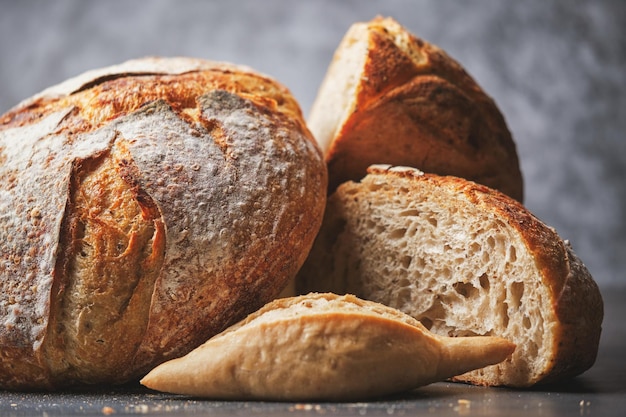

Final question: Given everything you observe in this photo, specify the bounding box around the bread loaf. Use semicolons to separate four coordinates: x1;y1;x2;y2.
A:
309;17;523;201
0;57;327;389
141;293;515;401
296;165;603;387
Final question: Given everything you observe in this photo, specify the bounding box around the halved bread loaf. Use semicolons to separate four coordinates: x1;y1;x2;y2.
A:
141;293;515;401
296;165;603;387
309;17;523;201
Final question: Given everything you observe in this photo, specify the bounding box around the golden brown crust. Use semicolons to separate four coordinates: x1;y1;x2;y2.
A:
0;57;327;389
539;244;603;384
312;17;523;201
1;58;304;135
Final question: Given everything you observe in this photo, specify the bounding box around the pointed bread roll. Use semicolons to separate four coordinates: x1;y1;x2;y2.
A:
296;165;603;387
141;293;515;401
309;16;523;201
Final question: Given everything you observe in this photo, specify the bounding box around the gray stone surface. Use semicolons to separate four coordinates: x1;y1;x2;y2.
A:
1;0;624;287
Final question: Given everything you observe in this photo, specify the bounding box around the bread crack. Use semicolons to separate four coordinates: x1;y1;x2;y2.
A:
45;140;165;382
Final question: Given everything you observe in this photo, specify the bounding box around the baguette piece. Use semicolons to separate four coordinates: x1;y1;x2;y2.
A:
296;165;603;387
0;57;327;390
310;17;523;201
141;293;515;401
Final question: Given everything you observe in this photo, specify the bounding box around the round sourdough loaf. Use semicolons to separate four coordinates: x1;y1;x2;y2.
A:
0;57;327;389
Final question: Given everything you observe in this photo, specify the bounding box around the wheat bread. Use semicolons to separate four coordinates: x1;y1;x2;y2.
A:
296;165;603;387
141;293;515;401
0;57;327;389
309;17;523;201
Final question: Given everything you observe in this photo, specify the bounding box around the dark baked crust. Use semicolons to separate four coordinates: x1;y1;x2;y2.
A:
0;57;327;389
538;244;604;384
318;17;523;201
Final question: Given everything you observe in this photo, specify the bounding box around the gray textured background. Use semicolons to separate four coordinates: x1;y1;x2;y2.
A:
1;0;624;288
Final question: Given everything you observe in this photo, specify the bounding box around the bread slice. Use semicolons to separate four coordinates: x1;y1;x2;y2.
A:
296;165;603;387
141;293;515;401
309;16;523;201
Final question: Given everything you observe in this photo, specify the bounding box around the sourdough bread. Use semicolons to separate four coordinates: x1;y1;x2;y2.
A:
0;57;327;389
296;165;602;387
141;293;515;401
309;17;523;201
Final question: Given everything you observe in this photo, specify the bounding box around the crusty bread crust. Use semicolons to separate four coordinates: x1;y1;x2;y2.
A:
0;57;327;389
141;293;515;401
309;17;523;201
296;165;602;387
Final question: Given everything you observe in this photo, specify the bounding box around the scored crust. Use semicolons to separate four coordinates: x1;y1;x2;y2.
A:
0;57;327;389
296;165;602;387
309;17;523;201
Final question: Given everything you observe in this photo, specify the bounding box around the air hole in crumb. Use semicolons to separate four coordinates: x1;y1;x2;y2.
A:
389;228;407;239
500;302;510;328
487;236;496;248
399;209;420;217
427;217;438;228
453;281;478;299
479;274;490;290
449;328;481;337
469;242;481;255
523;316;532;329
508;245;517;262
420;317;433;330
510;281;524;309
400;255;412;269
398;278;411;288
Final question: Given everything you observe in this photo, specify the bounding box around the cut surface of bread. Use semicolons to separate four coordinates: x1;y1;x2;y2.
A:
309;17;523;201
141;293;515;401
296;165;603;387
